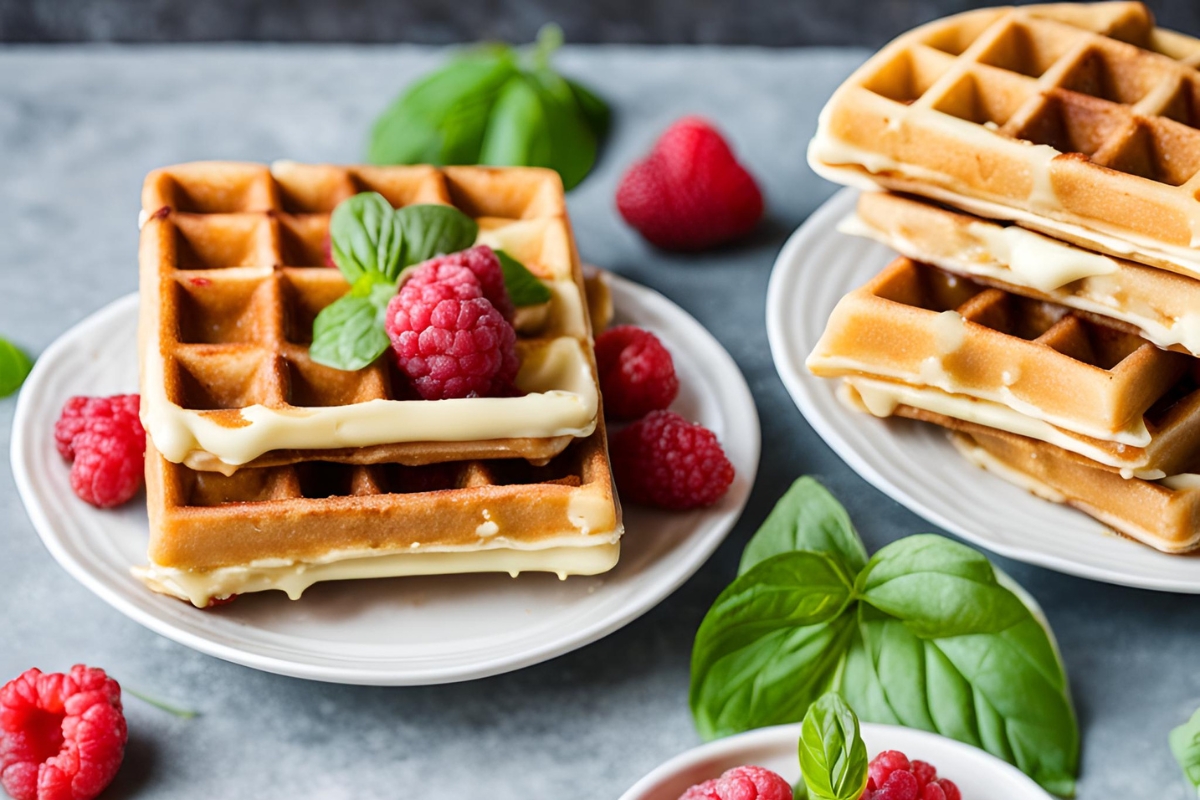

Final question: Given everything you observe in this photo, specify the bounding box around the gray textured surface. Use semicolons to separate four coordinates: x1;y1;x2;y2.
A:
2;0;1199;46
0;44;1197;798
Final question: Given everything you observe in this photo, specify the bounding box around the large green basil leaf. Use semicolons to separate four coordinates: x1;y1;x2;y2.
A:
1171;707;1200;795
478;75;554;175
496;249;551;307
395;204;480;267
308;279;396;372
329;192;404;283
527;68;598;190
368;50;518;167
690;551;856;740
565;78;611;140
856;535;1029;638
856;580;1078;795
740;477;869;577
799;693;869;800
0;337;33;397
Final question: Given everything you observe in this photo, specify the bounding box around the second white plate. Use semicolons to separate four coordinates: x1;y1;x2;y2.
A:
12;274;760;684
767;187;1200;594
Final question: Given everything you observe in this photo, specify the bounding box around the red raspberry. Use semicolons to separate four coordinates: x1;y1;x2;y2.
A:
322;231;337;268
594;325;679;420
874;770;919;800
910;760;936;790
935;780;960;800
868;750;911;789
610;410;734;509
385;263;518;400
616;116;763;251
677;765;791;800
0;665;127;800
407;246;514;323
921;784;945;800
54;395;145;508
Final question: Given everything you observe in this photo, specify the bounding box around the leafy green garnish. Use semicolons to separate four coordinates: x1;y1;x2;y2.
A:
1172;707;1200;795
496;250;552;307
329;192;404;283
0;338;32;398
799;693;869;800
689;477;1079;796
309;277;396;372
368;24;608;190
396;204;480;267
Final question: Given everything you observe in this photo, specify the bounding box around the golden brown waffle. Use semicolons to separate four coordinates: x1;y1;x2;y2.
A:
137;424;623;606
847;192;1200;356
138;161;600;473
808;257;1192;444
949;429;1200;553
808;2;1200;275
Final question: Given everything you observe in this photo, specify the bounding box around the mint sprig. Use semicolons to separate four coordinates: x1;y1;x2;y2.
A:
689;477;1079;796
799;693;869;800
368;24;609;190
310;194;546;372
0;337;33;398
1172;707;1200;795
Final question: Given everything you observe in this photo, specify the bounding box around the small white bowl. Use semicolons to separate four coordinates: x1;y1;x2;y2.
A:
620;723;1055;800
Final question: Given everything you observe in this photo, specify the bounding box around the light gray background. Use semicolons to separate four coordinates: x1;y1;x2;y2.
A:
0;45;1196;798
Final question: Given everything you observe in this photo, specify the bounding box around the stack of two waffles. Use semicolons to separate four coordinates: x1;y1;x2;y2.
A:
135;161;622;607
806;2;1200;553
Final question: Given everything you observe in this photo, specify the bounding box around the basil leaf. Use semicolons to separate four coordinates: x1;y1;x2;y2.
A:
740;477;869;577
396;204;479;267
1171;707;1200;795
330;192;404;283
566;78;611;140
0;337;33;398
690;551;856;740
799;693;869;800
308;281;395;372
496;249;551;307
527;68;598;190
479;75;554;174
856;549;1079;796
368;50;518;166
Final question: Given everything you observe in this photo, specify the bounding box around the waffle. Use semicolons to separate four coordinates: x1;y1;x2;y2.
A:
808;2;1200;276
136;423;623;607
138;161;600;473
949;429;1200;553
847;192;1200;356
810;258;1200;477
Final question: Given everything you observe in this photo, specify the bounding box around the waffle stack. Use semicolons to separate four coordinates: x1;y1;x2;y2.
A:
135;161;622;606
806;2;1200;553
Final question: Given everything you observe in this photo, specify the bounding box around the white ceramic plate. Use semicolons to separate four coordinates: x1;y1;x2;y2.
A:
620;722;1053;800
11;274;759;685
767;187;1200;593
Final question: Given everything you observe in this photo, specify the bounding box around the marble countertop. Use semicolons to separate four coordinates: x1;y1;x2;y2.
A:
1;45;1196;798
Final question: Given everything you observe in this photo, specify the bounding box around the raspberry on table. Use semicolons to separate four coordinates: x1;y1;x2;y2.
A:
0;665;127;800
385;263;518;400
407;246;515;323
610;410;734;509
54;395;145;509
677;765;792;800
594;325;679;420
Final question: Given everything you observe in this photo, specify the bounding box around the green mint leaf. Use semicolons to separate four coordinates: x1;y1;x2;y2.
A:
0;337;33;398
369;51;518;166
526;69;598;190
689;550;857;740
330;192;405;283
565;78;611;140
1171;707;1200;795
479;75;554;172
308;285;394;372
396;204;480;267
496;249;552;307
740;477;869;577
799;693;869;800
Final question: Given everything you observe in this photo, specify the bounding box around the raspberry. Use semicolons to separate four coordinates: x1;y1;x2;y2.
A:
910;760;936;790
385;263;518;400
868;750;911;788
594;325;679;420
935;780;960;800
920;784;945;800
54;395;145;508
407;246;514;323
677;766;791;800
616;116;763;251
0;665;127;800
874;770;918;800
610;410;734;509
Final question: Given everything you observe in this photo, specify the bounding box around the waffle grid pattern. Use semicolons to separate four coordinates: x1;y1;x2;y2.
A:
814;2;1200;263
139;162;597;468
